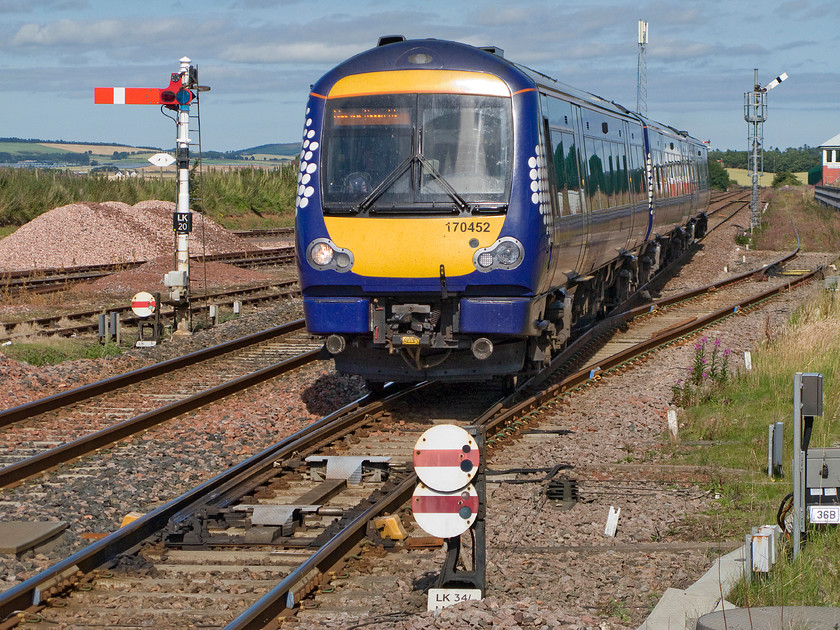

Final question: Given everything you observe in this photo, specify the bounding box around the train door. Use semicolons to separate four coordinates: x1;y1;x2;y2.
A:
569;104;591;275
538;114;560;293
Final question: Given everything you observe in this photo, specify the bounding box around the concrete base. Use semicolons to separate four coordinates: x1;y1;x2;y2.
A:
0;521;67;554
637;545;747;630
698;606;840;629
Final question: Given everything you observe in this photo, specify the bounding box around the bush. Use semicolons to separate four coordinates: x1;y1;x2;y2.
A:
771;171;801;187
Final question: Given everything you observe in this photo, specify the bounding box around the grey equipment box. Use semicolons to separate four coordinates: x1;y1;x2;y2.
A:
805;447;840;505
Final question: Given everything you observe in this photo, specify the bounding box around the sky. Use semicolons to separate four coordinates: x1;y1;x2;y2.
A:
1;0;839;153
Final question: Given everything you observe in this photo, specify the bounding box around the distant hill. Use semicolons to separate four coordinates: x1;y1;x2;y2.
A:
0;137;161;156
238;143;300;157
0;137;300;166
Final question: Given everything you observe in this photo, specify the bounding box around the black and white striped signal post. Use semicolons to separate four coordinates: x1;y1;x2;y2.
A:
412;424;486;610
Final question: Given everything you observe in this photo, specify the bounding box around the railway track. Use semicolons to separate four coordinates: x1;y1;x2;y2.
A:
0;247;294;298
0;320;322;488
0;280;300;343
0;225;824;628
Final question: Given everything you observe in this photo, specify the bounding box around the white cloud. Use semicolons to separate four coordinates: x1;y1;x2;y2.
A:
221;41;363;64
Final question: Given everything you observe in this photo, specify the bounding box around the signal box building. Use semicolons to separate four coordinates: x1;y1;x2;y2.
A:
820;133;840;185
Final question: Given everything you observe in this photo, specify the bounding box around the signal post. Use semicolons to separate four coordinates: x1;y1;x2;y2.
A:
412;424;486;609
95;57;207;336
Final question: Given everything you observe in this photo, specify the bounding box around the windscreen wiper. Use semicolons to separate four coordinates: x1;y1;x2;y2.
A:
416;154;470;213
356;152;471;214
356;154;415;212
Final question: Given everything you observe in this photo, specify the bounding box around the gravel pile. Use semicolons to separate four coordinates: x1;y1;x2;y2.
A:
80;255;278;296
0;201;257;272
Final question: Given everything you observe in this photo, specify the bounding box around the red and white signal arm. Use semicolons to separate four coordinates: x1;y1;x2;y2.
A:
131;291;157;318
412;482;479;539
413;424;479;493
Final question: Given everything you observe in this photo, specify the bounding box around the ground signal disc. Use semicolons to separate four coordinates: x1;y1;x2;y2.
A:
412;482;479;539
131;291;157;318
413;424;479;492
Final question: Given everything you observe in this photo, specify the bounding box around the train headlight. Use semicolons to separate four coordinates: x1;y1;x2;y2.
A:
473;237;524;273
307;238;354;273
496;241;521;266
310;242;333;266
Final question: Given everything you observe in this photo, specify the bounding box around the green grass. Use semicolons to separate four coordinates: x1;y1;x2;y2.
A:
752;187;840;252
0;142;68;155
672;289;840;605
0;162;298;229
2;338;124;365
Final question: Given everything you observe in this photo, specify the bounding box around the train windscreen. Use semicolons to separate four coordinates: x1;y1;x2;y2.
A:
322;93;512;212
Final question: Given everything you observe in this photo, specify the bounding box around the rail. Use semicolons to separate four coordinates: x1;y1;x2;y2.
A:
815;185;840;211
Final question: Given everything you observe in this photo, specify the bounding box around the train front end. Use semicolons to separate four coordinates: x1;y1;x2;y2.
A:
296;39;548;383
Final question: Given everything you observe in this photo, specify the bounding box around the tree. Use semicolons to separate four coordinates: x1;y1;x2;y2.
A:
708;160;731;191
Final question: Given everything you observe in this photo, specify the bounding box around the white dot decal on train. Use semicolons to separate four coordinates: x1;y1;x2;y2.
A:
296;109;320;213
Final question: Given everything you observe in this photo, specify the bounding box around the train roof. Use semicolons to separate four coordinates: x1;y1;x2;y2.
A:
312;37;706;149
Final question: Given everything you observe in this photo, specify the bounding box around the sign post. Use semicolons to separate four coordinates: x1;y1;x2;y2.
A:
412;424;485;610
131;291;161;347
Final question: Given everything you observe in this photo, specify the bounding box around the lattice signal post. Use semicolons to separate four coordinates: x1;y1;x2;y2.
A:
95;57;209;336
744;69;787;230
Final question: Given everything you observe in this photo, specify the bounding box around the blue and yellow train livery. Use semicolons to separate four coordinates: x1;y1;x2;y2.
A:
295;37;710;386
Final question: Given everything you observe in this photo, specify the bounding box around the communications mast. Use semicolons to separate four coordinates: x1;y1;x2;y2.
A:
636;20;648;118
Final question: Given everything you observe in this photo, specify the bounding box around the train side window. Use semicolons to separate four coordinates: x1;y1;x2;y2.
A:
565;134;582;215
550;128;581;216
588;140;607;211
547;97;573;131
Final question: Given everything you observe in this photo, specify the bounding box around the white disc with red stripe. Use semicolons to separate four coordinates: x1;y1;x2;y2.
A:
131;291;157;317
412;482;478;539
413;424;479;493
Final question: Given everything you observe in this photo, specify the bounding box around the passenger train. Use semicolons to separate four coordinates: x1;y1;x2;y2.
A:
295;37;710;387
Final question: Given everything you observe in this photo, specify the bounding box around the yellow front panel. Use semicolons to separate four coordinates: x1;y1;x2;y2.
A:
328;70;510;99
324;216;506;278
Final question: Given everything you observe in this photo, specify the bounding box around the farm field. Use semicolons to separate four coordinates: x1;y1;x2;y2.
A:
726;168;807;186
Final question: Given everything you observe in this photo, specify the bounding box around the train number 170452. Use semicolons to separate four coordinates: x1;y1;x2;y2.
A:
445;221;491;233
